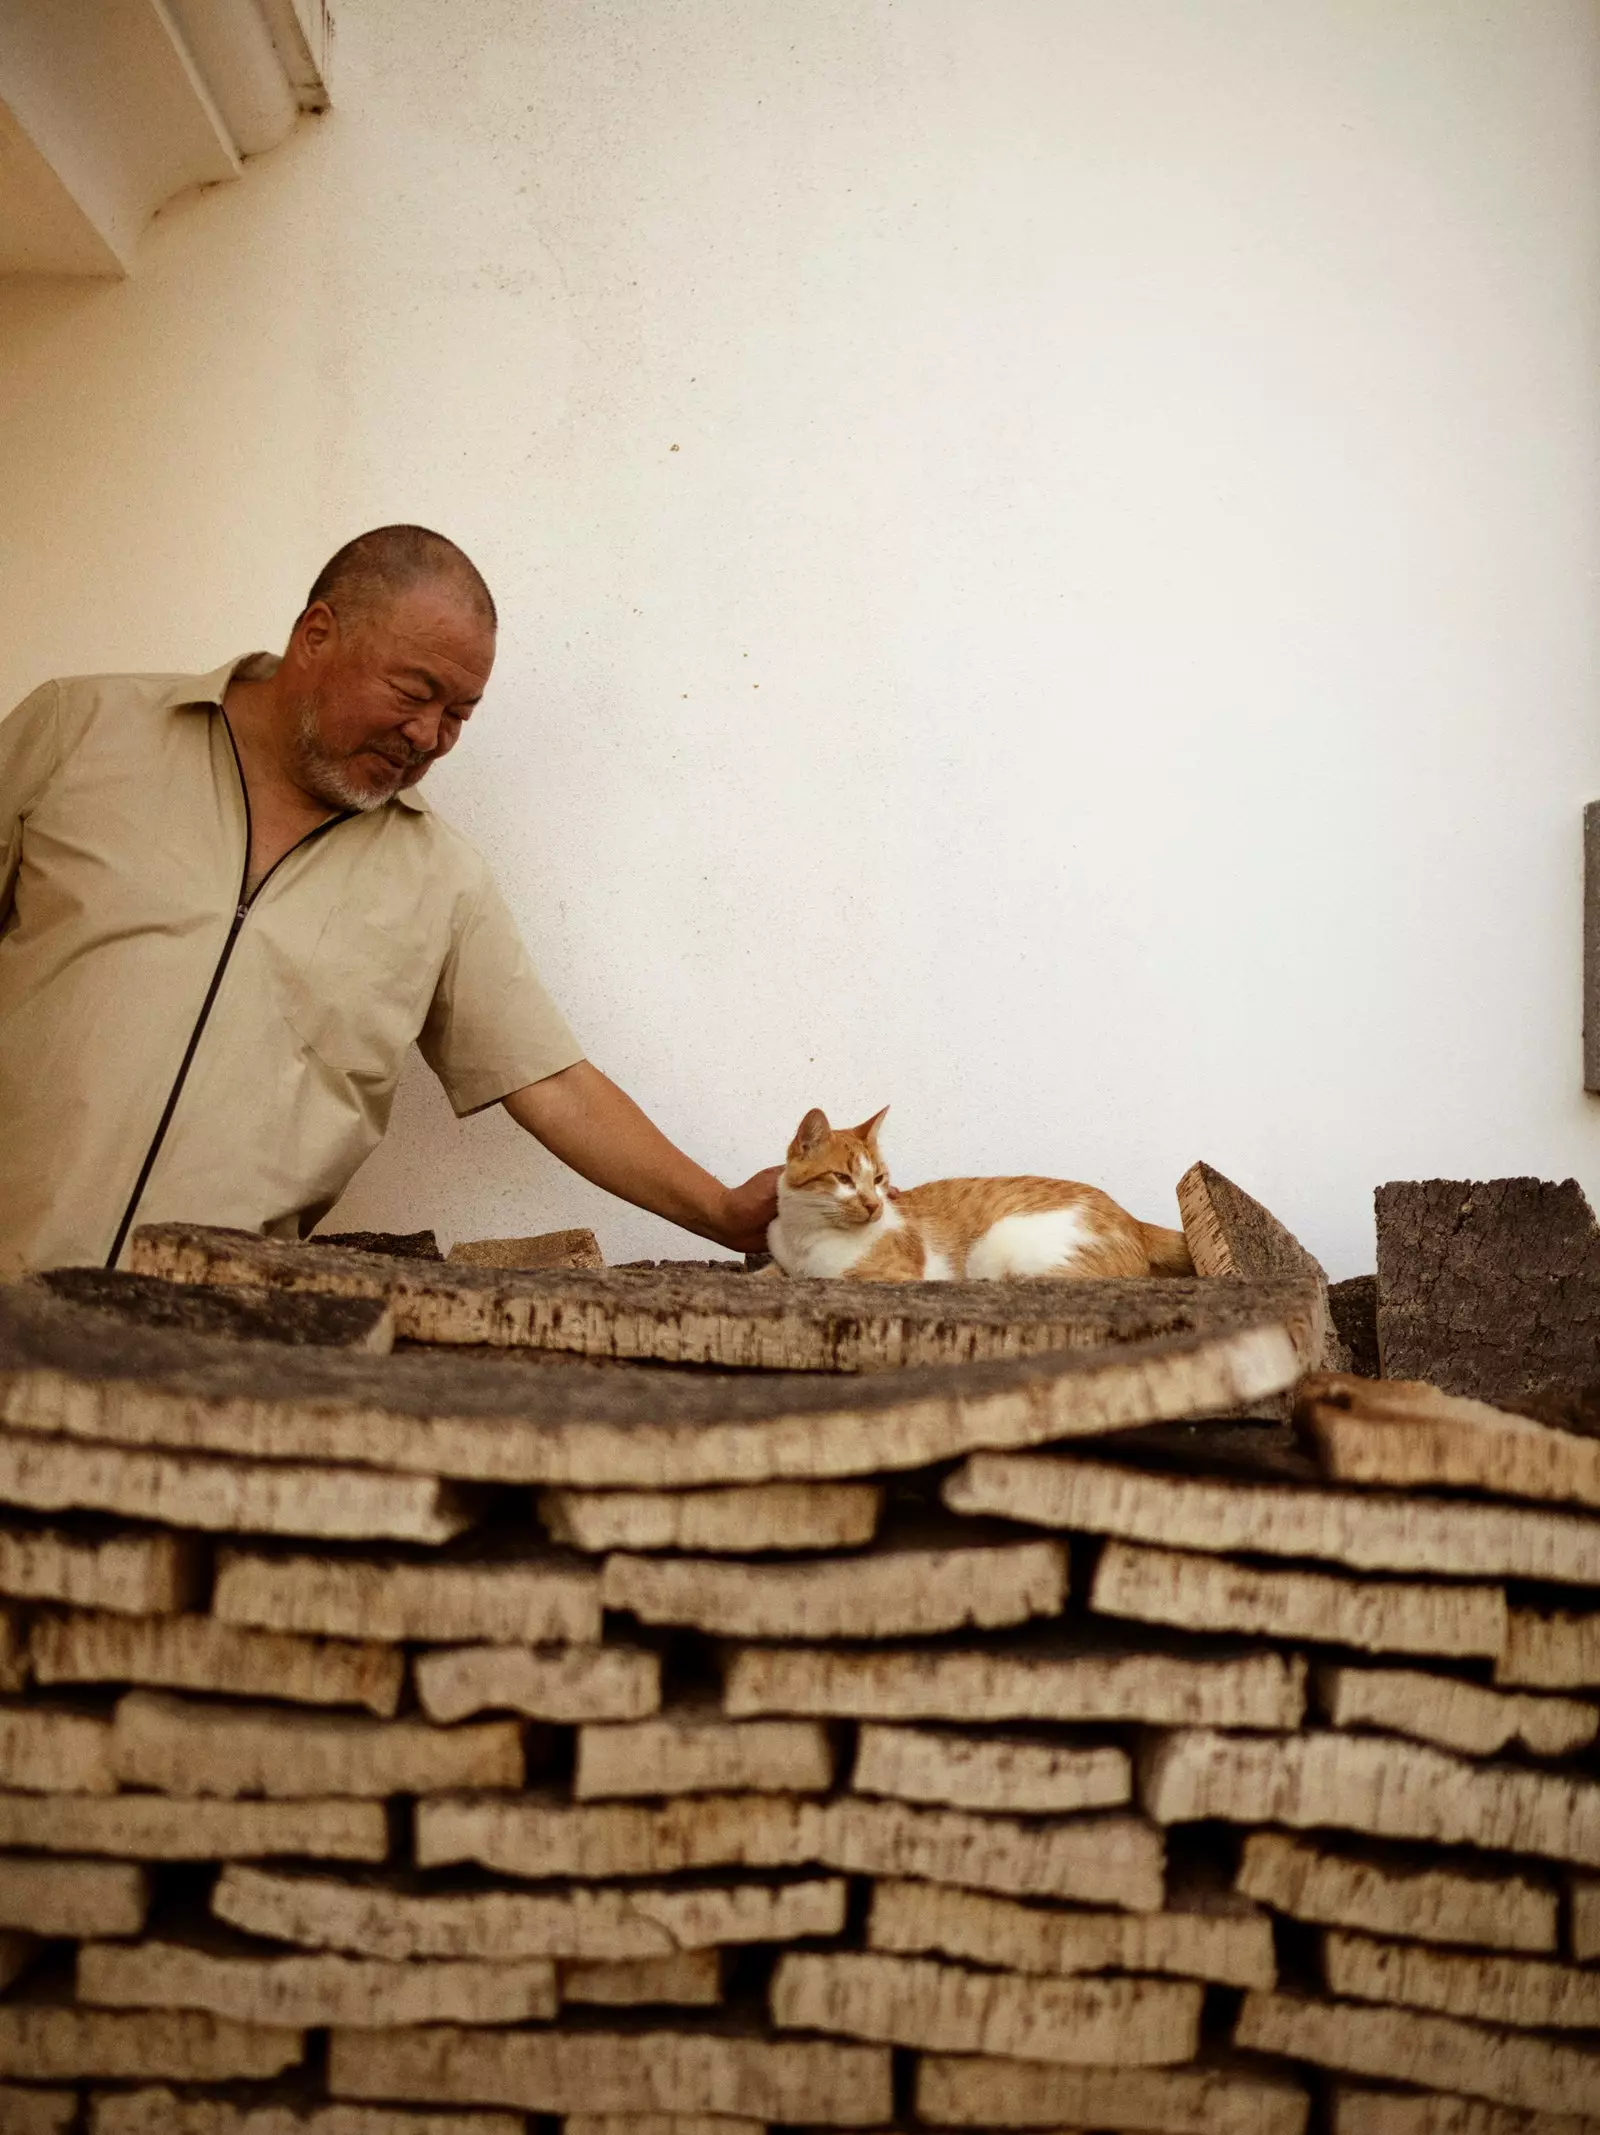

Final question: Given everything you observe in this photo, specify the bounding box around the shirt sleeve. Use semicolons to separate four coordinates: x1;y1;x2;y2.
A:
417;867;585;1115
0;682;63;933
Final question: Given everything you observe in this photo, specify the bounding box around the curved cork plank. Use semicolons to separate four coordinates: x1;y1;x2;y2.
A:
539;1480;884;1554
132;1220;1308;1371
33;1267;395;1353
1301;1373;1600;1510
415;1644;661;1725
946;1451;1600;1584
1177;1160;1334;1367
574;1714;833;1799
0;1521;199;1614
1331;2090;1600;2135
0;1791;387;1859
0;2004;302;2081
213;1862;850;1962
1317;1665;1597;1760
1145;1729;1600;1868
0;1281;1299;1488
326;2027;894;2123
867;1874;1274;1989
915;2053;1311;2132
770;1948;1204;2065
1235;1990;1600;2120
212;1549;601;1646
0;1857;149;1938
30;1610;404;1717
0;2090;72;2135
90;2097;522;2135
1497;1606;1600;1691
852;1726;1130;1815
1235;1831;1558;1954
1324;1928;1600;2031
561;1950;722;2006
415;1792;1165;1911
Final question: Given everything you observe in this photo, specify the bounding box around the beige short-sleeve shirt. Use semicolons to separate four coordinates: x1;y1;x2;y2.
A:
0;657;583;1276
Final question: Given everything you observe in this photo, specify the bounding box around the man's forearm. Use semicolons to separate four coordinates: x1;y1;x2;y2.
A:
503;1061;773;1252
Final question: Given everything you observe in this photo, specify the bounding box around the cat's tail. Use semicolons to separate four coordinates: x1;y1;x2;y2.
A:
1139;1221;1195;1275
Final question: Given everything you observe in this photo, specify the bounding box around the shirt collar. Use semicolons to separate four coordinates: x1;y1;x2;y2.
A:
166;654;430;813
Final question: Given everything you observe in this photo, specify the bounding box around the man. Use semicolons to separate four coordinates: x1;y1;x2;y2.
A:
0;525;779;1278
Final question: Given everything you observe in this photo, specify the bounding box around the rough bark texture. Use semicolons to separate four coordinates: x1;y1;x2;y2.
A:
212;1862;850;1960
1300;1371;1600;1509
866;1873;1275;1988
1329;1275;1380;1378
1092;1540;1507;1658
33;1268;395;1352
0;1276;1299;1486
1235;1989;1600;2120
914;2053;1311;2133
1177;1160;1335;1367
1317;1663;1597;1759
107;1689;522;1799
574;1712;833;1798
326;2026;894;2123
946;1448;1600;1582
415;1791;1166;1910
851;1723;1130;1814
1146;1728;1600;1868
600;1535;1068;1640
770;1947;1204;2064
414;1642;660;1725
1375;1177;1600;1403
1324;1927;1600;2031
447;1228;604;1271
213;1546;601;1645
29;1609;404;1715
316;1231;442;1261
723;1636;1306;1729
0;1791;387;1859
540;1480;883;1554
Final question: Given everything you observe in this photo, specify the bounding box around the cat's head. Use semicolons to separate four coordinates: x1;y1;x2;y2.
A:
778;1105;892;1228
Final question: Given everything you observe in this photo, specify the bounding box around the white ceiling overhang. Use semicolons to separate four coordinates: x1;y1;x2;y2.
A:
0;0;331;279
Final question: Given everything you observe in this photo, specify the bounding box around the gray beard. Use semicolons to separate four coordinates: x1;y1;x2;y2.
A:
291;700;407;814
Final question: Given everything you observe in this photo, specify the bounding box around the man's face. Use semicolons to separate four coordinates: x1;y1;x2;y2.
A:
289;580;496;812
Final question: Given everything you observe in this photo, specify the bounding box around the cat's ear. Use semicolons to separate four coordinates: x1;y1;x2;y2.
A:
790;1108;831;1158
854;1105;890;1146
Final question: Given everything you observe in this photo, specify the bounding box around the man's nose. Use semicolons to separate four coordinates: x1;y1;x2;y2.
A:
396;704;446;751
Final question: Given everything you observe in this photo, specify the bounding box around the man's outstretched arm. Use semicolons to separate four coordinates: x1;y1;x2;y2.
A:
503;1060;779;1255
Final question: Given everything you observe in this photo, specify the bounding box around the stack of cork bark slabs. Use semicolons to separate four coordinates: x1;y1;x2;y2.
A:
0;1221;1591;2131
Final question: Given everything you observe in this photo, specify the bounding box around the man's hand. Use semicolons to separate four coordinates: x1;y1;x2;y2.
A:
504;1062;779;1256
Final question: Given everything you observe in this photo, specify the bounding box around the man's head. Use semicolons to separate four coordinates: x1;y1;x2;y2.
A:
280;526;497;812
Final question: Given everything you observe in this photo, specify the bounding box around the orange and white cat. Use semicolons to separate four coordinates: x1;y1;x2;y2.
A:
767;1107;1193;1282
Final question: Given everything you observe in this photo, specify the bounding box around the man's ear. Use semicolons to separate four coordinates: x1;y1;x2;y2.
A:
854;1105;890;1146
293;600;338;663
790;1108;831;1158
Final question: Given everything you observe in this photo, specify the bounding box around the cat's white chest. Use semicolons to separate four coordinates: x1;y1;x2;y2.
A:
769;1194;902;1278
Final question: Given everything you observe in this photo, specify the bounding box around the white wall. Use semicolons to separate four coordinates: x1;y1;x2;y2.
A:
2;0;1598;1277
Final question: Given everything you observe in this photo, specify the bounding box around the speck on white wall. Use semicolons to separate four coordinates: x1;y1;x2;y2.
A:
1;0;1597;1277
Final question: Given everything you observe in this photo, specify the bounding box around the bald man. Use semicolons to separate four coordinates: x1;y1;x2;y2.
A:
0;524;779;1277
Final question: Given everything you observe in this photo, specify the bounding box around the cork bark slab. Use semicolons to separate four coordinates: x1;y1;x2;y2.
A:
562;1950;722;2006
0;1519;199;1614
447;1228;604;1271
1147;1727;1600;1868
1235;1831;1558;1953
1375;1177;1600;1406
0;2090;73;2135
867;1874;1276;1989
108;1689;522;1799
1324;1927;1600;2030
540;1481;883;1554
1177;1160;1334;1367
0;1701;115;1791
723;1638;1306;1730
1497;1608;1600;1691
34;1267;396;1353
327;2026;894;2123
565;2121;762;2135
945;1450;1600;1584
1235;1989;1600;2120
212;1862;850;1960
415;1793;1165;1910
601;1538;1068;1640
1318;1664;1598;1759
91;2097;523;2135
851;1725;1130;1814
0;1277;1298;1486
1330;2090;1600;2135
0;1855;149;1937
78;1936;558;2028
0;1428;472;1544
415;1643;661;1725
771;1948;1203;2065
30;1610;404;1716
1568;1877;1600;1961
318;1229;443;1260
1300;1373;1600;1510
1091;1540;1507;1659
0;1606;25;1693
575;1713;833;1798
212;1549;601;1645
0;1790;387;1859
915;2053;1311;2134
134;1219;1310;1371
0;2004;302;2081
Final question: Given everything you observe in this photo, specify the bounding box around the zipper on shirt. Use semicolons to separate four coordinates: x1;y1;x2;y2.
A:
104;717;350;1269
